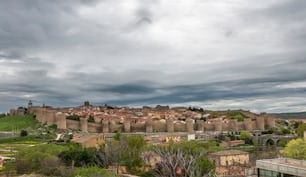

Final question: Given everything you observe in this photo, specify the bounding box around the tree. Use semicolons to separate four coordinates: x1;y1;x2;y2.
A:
296;123;306;137
240;131;252;144
15;144;67;175
59;143;97;167
20;130;28;137
95;135;146;174
0;113;6;118
150;141;216;177
280;138;306;160
88;115;95;123
66;114;80;121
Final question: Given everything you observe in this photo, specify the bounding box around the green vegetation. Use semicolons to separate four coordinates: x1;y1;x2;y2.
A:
211;112;219;118
48;124;58;131
172;140;223;153
0;113;6;118
66;114;80;121
281;138;306;160
0;134;54;144
231;144;256;153
188;106;204;113
70;166;117;177
2;133;224;176
88;115;95;122
96;134;146;175
297;123;306;137
239;131;253;144
15;144;68;175
0;115;37;131
59;143;97;167
226;112;247;121
20;130;28;137
7;143;117;176
151;141;217;176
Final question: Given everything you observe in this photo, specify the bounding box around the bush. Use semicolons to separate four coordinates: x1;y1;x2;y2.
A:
0;115;37;131
20;130;28;137
15;144;68;175
70;166;117;177
88;115;95;123
226;112;247;121
67;115;80;121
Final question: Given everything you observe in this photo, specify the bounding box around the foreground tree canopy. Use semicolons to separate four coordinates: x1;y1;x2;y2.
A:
11;135;220;177
281;138;306;160
148;141;217;177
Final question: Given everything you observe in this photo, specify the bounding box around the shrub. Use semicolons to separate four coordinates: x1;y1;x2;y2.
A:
20;130;28;137
88;116;95;123
67;115;80;121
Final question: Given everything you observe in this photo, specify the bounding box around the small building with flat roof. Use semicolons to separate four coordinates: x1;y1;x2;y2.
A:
256;158;306;177
208;150;250;176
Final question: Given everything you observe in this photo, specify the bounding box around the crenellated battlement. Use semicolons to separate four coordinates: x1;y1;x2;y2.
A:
11;102;276;133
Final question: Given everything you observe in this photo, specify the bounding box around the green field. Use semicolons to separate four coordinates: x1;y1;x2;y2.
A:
0;134;55;144
0;115;37;131
226;112;247;121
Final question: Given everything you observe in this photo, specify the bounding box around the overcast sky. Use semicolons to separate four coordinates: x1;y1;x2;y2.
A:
1;0;306;113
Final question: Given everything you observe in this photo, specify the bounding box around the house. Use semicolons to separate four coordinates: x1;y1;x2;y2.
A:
208;150;249;176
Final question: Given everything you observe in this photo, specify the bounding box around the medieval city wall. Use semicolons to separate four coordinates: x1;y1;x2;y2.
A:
131;122;146;132
109;121;123;133
29;107;276;133
66;119;80;130
152;120;167;132
174;122;186;132
88;122;102;133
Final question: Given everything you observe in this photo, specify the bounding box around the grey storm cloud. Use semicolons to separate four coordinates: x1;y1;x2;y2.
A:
1;0;306;113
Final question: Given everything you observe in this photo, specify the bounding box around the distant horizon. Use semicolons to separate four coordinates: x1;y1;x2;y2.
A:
1;1;306;114
4;100;306;115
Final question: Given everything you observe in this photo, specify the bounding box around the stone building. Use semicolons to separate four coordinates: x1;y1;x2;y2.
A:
208;150;249;176
257;158;306;177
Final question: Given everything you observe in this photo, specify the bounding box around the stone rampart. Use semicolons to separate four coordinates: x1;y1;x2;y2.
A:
56;112;67;129
109;120;123;133
204;123;215;131
131;122;145;132
174;122;186;132
80;118;88;132
166;118;174;133
256;116;265;130
88;122;102;133
152;120;166;132
28;106;275;133
66;119;80;130
124;120;131;133
46;110;56;126
145;118;153;133
102;120;109;133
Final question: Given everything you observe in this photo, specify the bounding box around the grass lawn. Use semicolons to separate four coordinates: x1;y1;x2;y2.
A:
0;134;55;144
0;115;37;131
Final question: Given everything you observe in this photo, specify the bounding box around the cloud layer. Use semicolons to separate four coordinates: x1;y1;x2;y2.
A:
1;0;306;113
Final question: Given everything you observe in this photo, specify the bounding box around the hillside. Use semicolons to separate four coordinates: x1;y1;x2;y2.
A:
271;112;306;119
0;115;37;131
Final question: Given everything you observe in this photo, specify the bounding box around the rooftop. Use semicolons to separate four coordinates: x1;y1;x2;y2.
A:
257;158;306;177
257;158;306;169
